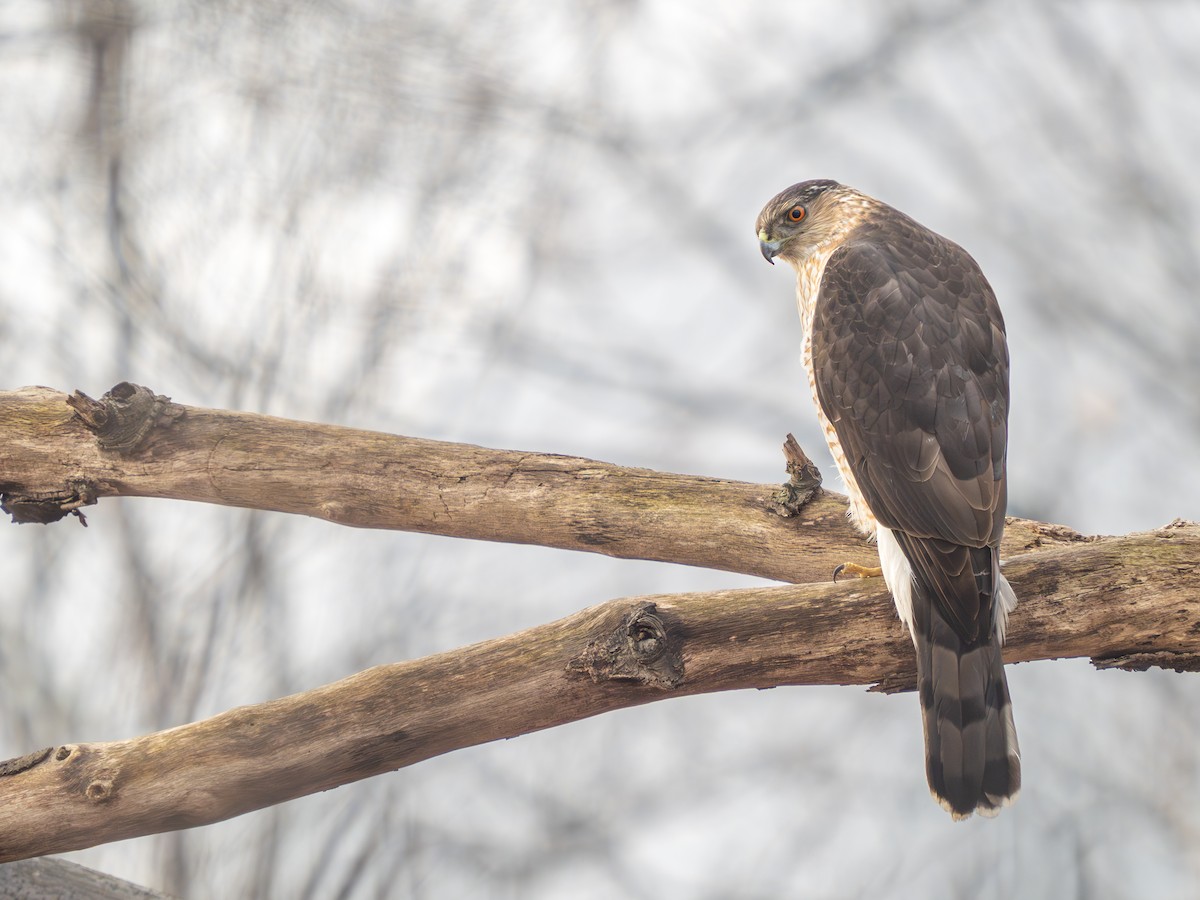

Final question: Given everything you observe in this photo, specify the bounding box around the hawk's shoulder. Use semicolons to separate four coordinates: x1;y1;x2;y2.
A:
810;208;1011;640
816;211;1012;643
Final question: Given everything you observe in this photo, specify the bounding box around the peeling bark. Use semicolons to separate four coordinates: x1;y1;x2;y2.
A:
0;384;1195;862
0;523;1197;862
0;385;1085;582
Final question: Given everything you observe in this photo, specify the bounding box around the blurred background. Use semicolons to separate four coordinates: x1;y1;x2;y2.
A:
2;1;1200;897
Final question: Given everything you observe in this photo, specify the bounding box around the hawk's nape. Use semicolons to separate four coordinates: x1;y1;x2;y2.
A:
755;179;1020;819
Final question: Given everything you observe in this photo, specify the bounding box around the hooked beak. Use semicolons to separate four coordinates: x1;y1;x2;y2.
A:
759;238;782;265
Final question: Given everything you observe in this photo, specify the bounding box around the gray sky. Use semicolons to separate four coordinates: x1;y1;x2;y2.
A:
2;2;1199;897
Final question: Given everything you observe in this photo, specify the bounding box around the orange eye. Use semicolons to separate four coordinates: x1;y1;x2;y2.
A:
788;206;806;222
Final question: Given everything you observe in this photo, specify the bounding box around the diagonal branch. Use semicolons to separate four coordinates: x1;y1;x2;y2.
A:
2;384;1195;859
0;384;1085;583
1;521;1197;861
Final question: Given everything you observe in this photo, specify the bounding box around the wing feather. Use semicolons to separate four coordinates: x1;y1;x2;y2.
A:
811;214;1010;643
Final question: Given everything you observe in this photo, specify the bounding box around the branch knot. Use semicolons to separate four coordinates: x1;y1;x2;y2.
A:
567;601;684;689
67;382;183;454
768;433;823;517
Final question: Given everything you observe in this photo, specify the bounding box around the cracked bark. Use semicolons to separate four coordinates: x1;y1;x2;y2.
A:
0;383;1196;861
0;384;1084;581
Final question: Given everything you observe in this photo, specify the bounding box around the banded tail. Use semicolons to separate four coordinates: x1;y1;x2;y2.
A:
876;527;1021;819
917;600;1020;819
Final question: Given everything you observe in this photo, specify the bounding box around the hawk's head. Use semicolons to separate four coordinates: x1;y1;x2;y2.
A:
756;179;860;266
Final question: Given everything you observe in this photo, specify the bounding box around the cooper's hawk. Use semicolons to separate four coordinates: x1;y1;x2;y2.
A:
756;180;1020;819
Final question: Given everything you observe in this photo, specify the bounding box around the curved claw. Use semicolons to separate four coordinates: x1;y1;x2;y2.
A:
832;562;885;582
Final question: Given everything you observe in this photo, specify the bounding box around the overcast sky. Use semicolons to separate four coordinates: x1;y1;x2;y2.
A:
2;2;1199;897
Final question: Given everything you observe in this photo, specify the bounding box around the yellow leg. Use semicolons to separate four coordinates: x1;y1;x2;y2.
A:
832;561;884;582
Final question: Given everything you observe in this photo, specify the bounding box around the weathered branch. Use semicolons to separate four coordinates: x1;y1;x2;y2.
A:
0;384;1083;583
0;857;169;899
2;383;1196;860
1;522;1198;861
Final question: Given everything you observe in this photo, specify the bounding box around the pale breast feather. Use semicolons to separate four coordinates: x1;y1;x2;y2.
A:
795;243;877;536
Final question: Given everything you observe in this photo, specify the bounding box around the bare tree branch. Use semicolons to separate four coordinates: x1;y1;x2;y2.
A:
0;856;169;900
1;520;1197;862
0;384;1085;584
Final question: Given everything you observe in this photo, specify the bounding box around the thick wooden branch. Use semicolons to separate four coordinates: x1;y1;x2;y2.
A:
0;858;169;899
0;384;1082;583
1;522;1197;861
3;383;1194;860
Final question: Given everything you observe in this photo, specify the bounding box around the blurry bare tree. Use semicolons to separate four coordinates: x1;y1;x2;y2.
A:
1;1;1199;897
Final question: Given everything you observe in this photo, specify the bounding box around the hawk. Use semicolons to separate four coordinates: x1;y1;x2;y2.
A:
756;180;1020;819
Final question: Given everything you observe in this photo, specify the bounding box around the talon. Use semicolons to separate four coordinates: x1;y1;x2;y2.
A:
832;562;884;582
